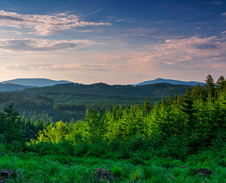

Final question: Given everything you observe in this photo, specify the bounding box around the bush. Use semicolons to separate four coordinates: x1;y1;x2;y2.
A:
7;140;25;152
27;142;59;155
159;136;189;160
147;165;169;183
126;134;148;152
87;141;108;158
142;166;152;179
130;153;145;165
156;156;174;168
73;142;90;157
56;140;74;156
0;143;6;156
129;168;143;182
0;134;5;144
111;166;123;179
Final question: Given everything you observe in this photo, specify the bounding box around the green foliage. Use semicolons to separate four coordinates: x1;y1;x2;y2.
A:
0;143;6;156
0;104;26;151
160;136;189;160
26;75;225;162
0;75;225;182
73;142;91;157
111;166;123;178
129;168;143;182
126;134;148;152
0;134;5;144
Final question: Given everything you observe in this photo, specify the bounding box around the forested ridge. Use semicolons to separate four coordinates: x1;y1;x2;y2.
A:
0;82;189;122
0;75;225;183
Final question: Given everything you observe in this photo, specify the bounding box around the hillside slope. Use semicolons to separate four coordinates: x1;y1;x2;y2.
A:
0;83;33;92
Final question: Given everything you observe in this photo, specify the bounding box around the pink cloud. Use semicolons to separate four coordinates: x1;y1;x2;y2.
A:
94;36;226;75
0;38;96;51
0;10;111;36
147;36;226;65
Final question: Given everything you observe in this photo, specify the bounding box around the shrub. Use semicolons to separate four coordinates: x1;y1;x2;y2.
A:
147;165;169;183
56;140;74;156
142;166;152;179
0;143;6;156
129;168;143;182
159;136;189;160
130;153;145;165
111;166;123;178
73;142;90;157
87;141;108;158
126;134;148;152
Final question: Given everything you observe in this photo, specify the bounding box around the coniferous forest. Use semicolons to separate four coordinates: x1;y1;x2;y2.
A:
0;82;189;122
0;75;225;183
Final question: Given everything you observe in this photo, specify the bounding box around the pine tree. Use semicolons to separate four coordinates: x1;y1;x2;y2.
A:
85;110;104;143
143;98;152;116
216;75;226;94
205;74;215;98
191;84;201;98
3;104;25;151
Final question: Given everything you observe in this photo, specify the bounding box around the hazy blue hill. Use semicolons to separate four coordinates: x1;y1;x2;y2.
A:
1;78;71;87
136;78;205;86
0;83;33;92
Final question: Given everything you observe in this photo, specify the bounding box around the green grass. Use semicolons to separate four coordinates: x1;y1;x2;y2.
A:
0;151;225;183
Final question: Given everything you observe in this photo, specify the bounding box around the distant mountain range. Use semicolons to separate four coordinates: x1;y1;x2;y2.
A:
1;78;71;87
0;77;205;92
135;78;205;86
0;78;71;92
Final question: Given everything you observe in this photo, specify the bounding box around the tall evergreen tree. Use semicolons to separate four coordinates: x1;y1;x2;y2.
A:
205;74;215;97
3;104;25;151
216;75;226;94
143;98;152;116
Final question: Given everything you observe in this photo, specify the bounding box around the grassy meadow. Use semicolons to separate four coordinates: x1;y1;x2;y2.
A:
0;148;225;183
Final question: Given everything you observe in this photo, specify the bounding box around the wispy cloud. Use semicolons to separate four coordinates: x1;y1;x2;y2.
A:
115;19;134;23
83;8;103;17
0;10;111;36
7;63;108;71
0;39;96;51
222;12;226;16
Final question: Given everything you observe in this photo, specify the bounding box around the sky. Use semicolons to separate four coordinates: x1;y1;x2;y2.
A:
0;0;225;84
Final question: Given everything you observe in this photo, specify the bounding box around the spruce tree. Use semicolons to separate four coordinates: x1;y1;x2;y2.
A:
205;74;215;98
3;104;25;151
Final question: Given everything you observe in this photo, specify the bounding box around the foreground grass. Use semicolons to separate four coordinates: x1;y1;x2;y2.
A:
0;150;225;183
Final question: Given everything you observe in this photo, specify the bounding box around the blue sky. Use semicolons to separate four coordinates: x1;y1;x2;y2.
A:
0;0;225;84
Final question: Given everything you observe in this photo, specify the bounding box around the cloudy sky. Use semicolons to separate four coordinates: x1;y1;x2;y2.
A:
0;0;225;84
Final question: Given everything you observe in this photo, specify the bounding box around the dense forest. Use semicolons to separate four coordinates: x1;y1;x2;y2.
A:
0;82;189;122
0;75;225;183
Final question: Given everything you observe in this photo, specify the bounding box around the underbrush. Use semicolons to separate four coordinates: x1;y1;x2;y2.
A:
0;147;225;183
